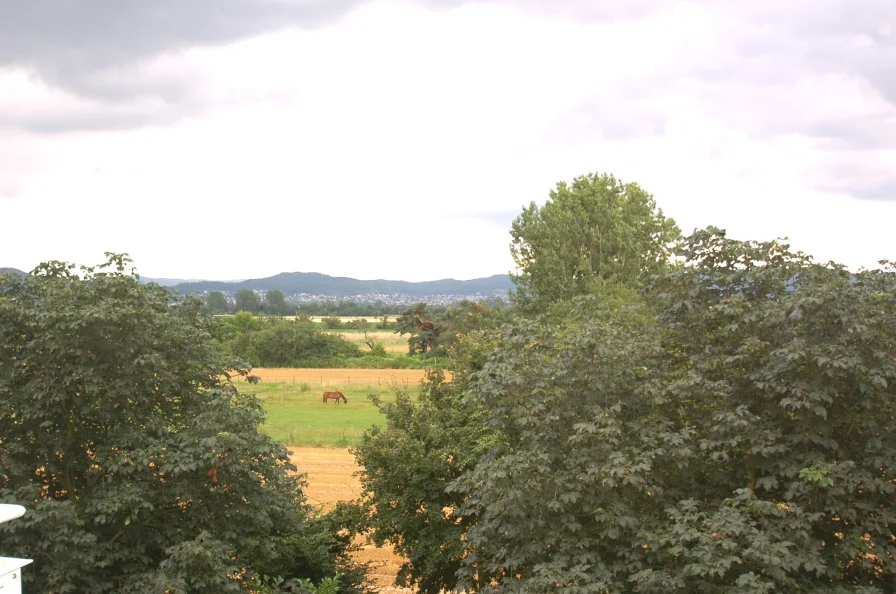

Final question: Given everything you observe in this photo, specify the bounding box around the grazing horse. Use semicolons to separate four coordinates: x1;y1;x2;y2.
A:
322;391;348;404
222;384;238;394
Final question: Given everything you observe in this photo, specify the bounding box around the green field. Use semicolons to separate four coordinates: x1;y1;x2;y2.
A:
251;379;418;447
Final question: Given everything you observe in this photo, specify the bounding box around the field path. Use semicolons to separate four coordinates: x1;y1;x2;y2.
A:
289;447;410;593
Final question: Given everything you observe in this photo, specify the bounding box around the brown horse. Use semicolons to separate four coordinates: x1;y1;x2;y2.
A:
322;391;348;404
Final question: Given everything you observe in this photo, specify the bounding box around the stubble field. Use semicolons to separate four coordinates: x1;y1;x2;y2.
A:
290;447;408;593
243;367;430;384
243;367;433;589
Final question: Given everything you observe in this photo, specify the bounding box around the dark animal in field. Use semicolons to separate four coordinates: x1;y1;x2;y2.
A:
222;384;238;394
246;375;261;385
322;391;348;404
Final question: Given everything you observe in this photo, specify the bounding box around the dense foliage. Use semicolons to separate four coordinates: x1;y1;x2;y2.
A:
394;301;508;356
457;229;896;592
0;256;367;593
263;290;291;315
205;290;230;314
235;288;262;313
223;315;364;368
510;171;680;309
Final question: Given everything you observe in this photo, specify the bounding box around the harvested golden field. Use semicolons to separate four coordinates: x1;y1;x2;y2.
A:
290;448;409;593
289;447;361;509
245;367;434;385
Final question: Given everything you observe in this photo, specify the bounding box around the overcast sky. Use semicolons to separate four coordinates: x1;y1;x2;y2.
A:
1;0;894;281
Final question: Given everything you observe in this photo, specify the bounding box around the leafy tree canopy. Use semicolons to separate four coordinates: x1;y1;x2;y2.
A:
228;317;362;368
394;301;507;357
0;255;365;593
395;303;443;355
204;290;230;315
235;288;261;313
263;289;292;316
510;172;680;309
455;228;896;592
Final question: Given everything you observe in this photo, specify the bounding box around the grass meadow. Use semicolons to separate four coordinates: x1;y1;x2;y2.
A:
244;368;426;447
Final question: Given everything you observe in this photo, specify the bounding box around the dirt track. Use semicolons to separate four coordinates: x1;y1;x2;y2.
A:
289;448;408;593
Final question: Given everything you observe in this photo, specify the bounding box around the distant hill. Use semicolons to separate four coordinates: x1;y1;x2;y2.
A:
172;271;514;296
140;277;246;287
0;267;26;276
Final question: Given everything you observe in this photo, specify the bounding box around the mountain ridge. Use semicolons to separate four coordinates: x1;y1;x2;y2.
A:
171;271;513;296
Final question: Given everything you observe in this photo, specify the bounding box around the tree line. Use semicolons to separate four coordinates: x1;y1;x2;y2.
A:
203;289;506;318
204;288;294;316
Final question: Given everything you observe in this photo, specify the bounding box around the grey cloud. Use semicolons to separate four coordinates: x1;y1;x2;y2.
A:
848;183;896;201
732;0;896;104
555;4;895;133
745;0;895;40
0;0;363;101
434;0;665;21
808;162;896;202
812;179;896;202
0;0;373;132
539;1;895;207
686;78;896;152
792;119;896;151
4;107;181;135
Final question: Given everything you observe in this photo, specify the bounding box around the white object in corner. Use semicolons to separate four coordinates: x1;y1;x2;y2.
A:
0;557;32;593
0;504;32;594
